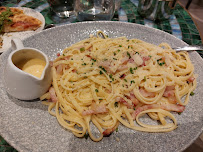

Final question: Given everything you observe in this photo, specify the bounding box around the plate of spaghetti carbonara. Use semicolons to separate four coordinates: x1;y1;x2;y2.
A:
0;21;203;152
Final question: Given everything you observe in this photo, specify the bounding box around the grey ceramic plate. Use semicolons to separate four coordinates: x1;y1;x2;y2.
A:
0;21;203;152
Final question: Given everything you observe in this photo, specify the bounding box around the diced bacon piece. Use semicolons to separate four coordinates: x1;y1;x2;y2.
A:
162;104;185;112
64;64;70;70
142;56;150;61
49;87;57;102
139;88;155;98
82;103;108;116
165;85;175;91
140;56;150;66
64;55;71;60
82;110;94;116
116;97;133;109
163;85;175;97
163;85;176;103
120;74;126;79
86;55;92;59
103;128;115;137
103;122;119;137
120;56;130;64
57;52;60;57
117;65;128;72
56;64;70;75
129;91;139;106
128;58;134;63
133;54;143;66
72;69;77;73
120;56;134;64
187;76;195;82
132;104;157;119
88;46;92;52
98;61;113;73
132;103;185;120
56;64;63;75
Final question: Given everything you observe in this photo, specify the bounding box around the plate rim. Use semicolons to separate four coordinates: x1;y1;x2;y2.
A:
0;21;203;152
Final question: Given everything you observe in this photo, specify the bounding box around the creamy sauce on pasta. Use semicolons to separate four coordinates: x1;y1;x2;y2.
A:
40;31;197;142
17;58;46;78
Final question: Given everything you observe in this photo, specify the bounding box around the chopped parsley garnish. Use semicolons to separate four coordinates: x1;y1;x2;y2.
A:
109;74;114;81
95;89;99;92
114;52;117;55
84;132;89;139
158;62;165;66
91;58;96;62
178;112;182;115
135;52;139;54
124;79;127;82
134;67;138;70
113;58;117;60
131;80;135;84
127;40;129;42
157;58;165;66
190;92;195;96
71;58;73;60
84;76;87;78
149;55;152;58
99;71;103;75
130;67;134;74
119;45;122;47
0;7;13;33
128;46;130;49
144;76;146;81
80;47;85;52
114;102;118;107
117;49;120;52
82;63;86;65
127;51;131;59
63;54;65;56
99;66;107;73
99;98;103;100
116;127;118;132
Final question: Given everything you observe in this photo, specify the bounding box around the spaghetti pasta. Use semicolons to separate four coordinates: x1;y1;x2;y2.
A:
41;31;197;141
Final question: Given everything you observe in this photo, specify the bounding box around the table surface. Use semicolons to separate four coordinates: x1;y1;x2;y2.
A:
0;0;203;151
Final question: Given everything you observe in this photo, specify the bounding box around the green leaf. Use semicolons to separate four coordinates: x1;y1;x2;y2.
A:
130;67;134;74
84;132;89;139
0;7;14;33
127;51;131;59
114;102;118;107
80;47;85;52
